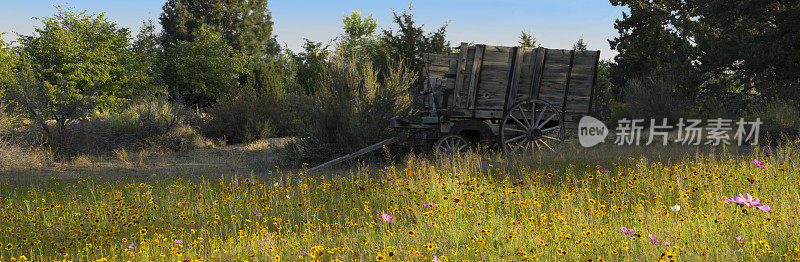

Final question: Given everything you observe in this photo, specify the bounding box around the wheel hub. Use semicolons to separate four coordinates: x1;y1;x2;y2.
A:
527;128;543;140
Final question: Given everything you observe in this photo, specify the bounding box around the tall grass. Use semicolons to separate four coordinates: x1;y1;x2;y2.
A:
1;144;798;261
283;53;416;164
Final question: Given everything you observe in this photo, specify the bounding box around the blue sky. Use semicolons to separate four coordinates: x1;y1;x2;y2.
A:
0;0;627;60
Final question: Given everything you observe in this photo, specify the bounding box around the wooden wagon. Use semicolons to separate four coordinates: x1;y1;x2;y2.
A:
391;42;601;154
306;42;600;172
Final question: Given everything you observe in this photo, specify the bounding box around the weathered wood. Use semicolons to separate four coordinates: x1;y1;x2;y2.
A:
532;48;548;100
304;137;400;173
454;43;469;109
589;50;601;114
562;50;576;112
481;46;513;62
505;47;524;111
467;44;485;111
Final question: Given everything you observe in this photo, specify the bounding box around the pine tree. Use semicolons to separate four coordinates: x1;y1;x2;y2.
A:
572;36;587;50
518;30;536;48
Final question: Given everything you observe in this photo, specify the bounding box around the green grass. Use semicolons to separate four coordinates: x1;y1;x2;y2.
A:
1;144;799;261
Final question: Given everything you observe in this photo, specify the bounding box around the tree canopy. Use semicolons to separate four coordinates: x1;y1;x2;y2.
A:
380;6;450;87
609;0;800;103
16;6;132;112
0;36;15;98
343;11;378;40
161;26;245;106
160;0;278;57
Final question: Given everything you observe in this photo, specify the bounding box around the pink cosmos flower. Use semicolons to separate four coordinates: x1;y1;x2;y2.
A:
174;239;183;245
381;213;393;223
433;256;442;262
755;204;772;212
752;159;766;167
662;241;674;246
127;242;138;249
725;193;771;212
620;227;636;235
648;233;660;245
735;236;744;242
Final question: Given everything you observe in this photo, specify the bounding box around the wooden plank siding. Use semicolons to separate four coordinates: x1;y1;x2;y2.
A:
422;43;600;122
467;45;485;111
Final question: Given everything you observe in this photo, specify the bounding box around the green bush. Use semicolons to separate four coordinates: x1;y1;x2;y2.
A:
742;99;800;140
199;95;288;144
684;96;728;120
281;54;415;164
622;75;684;123
607;101;633;126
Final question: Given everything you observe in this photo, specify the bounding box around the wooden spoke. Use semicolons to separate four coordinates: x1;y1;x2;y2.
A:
505;134;526;144
518;105;531;127
539;139;554;151
510;138;528;154
504;128;527;134
535;103;547;127
436;135;469;156
537;113;557;129
541;125;561;132
509;115;527;130
542;135;562;141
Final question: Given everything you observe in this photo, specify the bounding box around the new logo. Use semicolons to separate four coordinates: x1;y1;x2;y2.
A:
578;116;608;147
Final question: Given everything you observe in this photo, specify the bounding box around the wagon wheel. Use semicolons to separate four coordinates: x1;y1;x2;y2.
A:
500;99;565;154
435;134;469;155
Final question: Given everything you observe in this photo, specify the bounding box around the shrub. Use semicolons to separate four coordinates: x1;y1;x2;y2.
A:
0;102;16;139
741;99;800;140
622;75;684;123
683;95;728;120
89;96;209;152
282;54;415;164
199;95;288;144
607;101;633;126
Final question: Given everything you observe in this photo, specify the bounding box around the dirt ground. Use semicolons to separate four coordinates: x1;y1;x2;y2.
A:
1;138;293;184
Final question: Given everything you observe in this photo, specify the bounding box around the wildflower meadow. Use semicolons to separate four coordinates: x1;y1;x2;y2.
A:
1;145;800;261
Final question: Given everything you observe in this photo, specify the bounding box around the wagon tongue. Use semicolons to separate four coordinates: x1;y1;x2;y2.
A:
304;137;400;173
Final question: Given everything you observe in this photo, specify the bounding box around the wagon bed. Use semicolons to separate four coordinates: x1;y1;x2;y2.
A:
423;43;601;124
